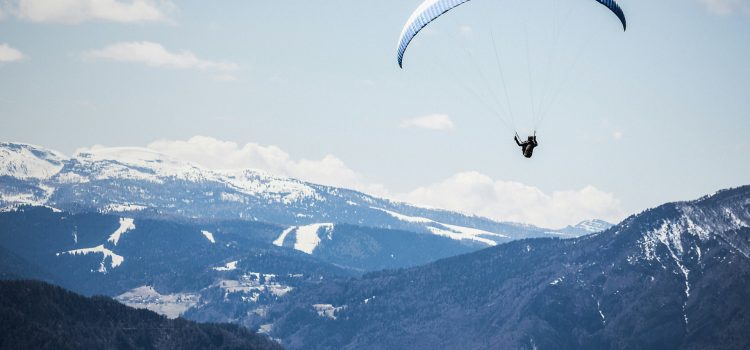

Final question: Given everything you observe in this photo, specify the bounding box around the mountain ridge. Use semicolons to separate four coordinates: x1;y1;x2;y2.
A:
265;185;750;349
0;141;607;247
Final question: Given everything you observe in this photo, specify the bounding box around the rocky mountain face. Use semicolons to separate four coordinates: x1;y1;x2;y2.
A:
264;186;750;350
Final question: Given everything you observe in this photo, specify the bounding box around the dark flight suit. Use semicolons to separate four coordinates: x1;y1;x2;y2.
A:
514;135;538;158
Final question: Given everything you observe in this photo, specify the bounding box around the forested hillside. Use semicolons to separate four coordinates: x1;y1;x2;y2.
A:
0;280;283;350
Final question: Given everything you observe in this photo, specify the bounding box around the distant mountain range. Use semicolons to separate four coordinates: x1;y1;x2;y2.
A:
7;142;748;349
265;185;750;349
0;141;611;273
0;142;609;242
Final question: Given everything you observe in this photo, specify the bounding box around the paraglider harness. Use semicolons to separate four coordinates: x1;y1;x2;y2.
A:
514;131;538;158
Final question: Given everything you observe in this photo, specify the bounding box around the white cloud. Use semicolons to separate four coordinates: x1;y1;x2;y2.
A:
398;171;625;229
144;136;624;228
613;131;623;140
699;0;750;16
8;0;173;24
83;41;238;71
146;136;384;195
399;114;455;131
0;43;24;62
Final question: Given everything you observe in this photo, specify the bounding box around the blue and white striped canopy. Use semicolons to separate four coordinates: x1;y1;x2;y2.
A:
396;0;627;68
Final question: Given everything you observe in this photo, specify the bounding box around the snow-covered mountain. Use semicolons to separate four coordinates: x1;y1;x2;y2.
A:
558;219;614;235
0;143;66;180
3;142;748;349
266;185;750;350
0;142;602;248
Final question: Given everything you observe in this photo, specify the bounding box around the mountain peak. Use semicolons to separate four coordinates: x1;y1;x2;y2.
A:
556;218;614;236
0;142;67;180
635;185;750;256
573;219;613;233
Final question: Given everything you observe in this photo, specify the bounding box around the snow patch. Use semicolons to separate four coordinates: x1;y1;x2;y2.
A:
642;220;691;324
101;203;146;213
258;324;273;335
372;207;432;223
55;172;89;184
107;218;135;246
58;245;124;273
293;223;334;254
313;304;346;320
201;230;216;243
0;191;48;208
596;300;606;325
724;207;747;228
273;226;296;247
373;207;506;246
220;192;245;203
426;225;501;246
213;260;238;271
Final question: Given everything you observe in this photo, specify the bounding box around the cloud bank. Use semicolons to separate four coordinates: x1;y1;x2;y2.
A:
0;43;24;62
399;172;625;229
144;136;625;228
4;0;176;24
4;0;174;24
83;41;238;71
400;114;455;131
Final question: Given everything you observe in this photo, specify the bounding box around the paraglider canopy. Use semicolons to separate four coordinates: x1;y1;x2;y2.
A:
397;0;626;68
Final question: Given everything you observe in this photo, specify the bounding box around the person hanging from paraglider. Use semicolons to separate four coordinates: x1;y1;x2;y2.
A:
514;132;538;158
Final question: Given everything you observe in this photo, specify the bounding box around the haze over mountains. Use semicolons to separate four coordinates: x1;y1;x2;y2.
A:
2;141;749;349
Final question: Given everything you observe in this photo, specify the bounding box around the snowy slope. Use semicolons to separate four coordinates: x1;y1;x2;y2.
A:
0;142;65;180
273;224;335;254
107;218;135;246
57;245;124;273
0;142;602;246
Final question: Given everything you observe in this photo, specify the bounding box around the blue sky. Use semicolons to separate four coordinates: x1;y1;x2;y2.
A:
1;0;749;228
